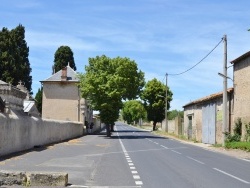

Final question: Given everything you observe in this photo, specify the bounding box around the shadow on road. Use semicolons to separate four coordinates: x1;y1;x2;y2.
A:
99;129;169;140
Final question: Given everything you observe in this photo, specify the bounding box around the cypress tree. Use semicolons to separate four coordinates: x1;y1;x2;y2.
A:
0;24;32;92
54;46;76;72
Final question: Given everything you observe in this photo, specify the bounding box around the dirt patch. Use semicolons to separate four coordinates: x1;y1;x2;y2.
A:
64;138;84;145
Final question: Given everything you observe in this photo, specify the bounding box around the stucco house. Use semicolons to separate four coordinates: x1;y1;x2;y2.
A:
41;64;92;123
183;88;234;144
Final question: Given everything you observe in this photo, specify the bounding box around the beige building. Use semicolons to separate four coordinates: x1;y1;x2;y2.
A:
231;51;250;135
183;50;250;144
41;65;92;123
183;88;234;144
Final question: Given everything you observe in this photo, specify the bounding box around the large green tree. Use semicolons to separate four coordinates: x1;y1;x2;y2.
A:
79;55;145;136
54;46;76;72
122;100;146;125
0;25;32;92
140;78;173;131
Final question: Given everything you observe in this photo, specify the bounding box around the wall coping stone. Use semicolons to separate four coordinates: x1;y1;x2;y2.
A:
0;171;68;187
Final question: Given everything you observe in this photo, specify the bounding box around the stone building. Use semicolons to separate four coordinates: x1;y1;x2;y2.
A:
41;64;92;123
231;51;250;135
183;88;234;144
183;50;250;144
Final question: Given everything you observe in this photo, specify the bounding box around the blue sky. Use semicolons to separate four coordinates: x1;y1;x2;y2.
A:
1;0;250;110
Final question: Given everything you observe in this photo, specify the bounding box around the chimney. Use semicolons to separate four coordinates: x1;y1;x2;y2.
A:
61;67;67;81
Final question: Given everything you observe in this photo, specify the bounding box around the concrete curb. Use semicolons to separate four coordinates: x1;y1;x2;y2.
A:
0;171;68;187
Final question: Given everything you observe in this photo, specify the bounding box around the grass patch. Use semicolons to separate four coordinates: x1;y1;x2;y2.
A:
213;143;223;148
225;141;250;152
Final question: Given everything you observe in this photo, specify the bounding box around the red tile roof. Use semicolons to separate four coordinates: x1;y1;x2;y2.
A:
230;51;250;64
183;88;234;108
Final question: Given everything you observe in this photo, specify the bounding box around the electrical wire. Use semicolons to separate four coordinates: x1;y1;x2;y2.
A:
168;38;224;76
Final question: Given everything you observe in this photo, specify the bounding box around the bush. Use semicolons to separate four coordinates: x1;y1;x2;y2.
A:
234;118;242;135
225;141;250;152
245;122;250;142
225;132;241;142
225;118;242;142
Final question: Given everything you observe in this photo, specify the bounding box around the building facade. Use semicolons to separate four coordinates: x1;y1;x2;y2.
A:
183;88;234;144
41;65;92;123
231;51;250;136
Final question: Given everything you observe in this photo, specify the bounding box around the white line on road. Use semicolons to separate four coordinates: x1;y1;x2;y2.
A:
135;181;143;185
186;156;205;164
171;150;182;154
68;185;88;188
133;175;140;179
153;142;159;144
213;168;250;184
241;158;250;162
116;126;143;186
160;145;169;149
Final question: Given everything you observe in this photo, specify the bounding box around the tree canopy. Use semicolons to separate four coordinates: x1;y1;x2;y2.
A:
168;109;184;120
54;46;76;72
79;55;145;136
0;25;32;92
122;100;146;125
35;87;43;113
140;78;173;131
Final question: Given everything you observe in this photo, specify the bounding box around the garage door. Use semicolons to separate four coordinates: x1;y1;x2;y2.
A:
202;103;216;144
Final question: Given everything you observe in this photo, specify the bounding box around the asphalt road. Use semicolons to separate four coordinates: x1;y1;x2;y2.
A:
115;122;250;188
0;122;250;188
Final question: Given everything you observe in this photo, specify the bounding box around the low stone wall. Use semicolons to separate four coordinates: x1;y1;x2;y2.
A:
0;171;68;187
0;110;84;157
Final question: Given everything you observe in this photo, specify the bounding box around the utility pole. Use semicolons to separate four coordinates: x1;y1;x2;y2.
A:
165;73;168;132
222;35;227;146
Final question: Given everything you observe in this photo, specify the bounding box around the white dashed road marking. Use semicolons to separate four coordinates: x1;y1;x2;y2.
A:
186;156;205;164
171;150;181;154
213;168;250;184
160;145;169;149
133;175;140;179
241;158;250;162
116;127;143;186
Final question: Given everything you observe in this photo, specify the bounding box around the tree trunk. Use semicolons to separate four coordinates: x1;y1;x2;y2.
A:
153;121;157;131
106;124;111;137
110;124;114;132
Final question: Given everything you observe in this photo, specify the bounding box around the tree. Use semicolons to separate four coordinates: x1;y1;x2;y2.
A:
79;55;145;136
168;110;184;120
0;25;32;92
140;78;173;131
54;46;76;72
122;100;146;125
35;87;43;113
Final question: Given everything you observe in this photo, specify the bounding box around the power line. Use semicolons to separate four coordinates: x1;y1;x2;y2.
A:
168;38;224;76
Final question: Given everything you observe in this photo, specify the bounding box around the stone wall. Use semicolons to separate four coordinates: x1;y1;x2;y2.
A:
0;82;26;110
0;110;84;157
233;56;250;136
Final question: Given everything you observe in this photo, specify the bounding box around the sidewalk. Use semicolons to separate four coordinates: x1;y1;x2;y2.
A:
0;131;112;187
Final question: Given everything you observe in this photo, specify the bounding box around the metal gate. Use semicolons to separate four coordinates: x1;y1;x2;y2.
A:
202;103;216;144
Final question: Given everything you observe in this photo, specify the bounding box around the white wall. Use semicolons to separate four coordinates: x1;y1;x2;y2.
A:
0;110;84;157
